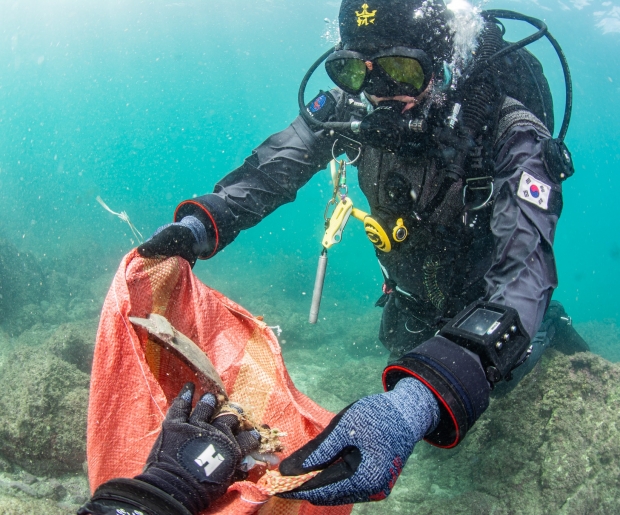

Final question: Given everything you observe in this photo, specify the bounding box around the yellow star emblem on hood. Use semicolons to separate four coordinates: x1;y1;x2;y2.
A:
356;3;377;26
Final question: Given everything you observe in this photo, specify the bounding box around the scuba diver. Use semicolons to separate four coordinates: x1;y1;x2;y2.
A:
80;0;591;512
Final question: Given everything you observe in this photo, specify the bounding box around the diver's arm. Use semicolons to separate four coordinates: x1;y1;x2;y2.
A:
173;90;353;258
483;122;563;339
382;114;565;450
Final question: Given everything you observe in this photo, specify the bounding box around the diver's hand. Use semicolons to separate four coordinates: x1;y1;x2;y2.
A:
138;216;208;267
136;382;260;513
278;378;439;506
79;383;260;515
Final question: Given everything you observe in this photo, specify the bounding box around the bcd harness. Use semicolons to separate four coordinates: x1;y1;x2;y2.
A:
322;92;514;324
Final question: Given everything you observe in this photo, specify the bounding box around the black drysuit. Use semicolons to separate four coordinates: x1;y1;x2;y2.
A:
175;89;561;359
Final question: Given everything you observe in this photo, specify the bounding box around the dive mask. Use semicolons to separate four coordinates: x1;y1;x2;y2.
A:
325;47;433;98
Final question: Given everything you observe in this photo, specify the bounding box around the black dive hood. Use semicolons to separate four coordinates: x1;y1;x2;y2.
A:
298;10;573;146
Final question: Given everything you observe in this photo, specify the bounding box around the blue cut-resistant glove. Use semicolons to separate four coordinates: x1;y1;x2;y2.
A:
138;216;208;267
278;377;440;505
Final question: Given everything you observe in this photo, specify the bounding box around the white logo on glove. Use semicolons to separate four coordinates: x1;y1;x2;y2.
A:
194;444;225;476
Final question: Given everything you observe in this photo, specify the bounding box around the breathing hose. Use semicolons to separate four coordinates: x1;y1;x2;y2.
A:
298;46;353;132
446;21;504;179
481;9;573;142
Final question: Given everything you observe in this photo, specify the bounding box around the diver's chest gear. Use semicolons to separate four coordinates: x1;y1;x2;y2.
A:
320;157;413;254
321;194;409;255
355;211;408;254
325;47;433;98
356;144;496;320
392;218;408;242
357;141;495;230
353;208;394;253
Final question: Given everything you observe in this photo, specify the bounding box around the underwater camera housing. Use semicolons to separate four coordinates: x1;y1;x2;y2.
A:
298;9;573;145
439;300;531;383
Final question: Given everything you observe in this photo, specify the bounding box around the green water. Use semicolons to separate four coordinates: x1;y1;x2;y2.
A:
0;0;619;513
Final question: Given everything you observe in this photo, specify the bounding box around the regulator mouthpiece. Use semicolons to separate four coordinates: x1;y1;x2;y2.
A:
356;101;427;151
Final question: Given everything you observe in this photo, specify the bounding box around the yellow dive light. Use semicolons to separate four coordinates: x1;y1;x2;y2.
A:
322;199;409;253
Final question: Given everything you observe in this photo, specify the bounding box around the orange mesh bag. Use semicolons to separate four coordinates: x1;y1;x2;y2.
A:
87;250;352;515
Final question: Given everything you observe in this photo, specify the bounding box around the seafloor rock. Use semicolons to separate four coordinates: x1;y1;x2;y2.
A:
13;318;97;350
352;350;620;515
286;349;386;412
0;236;114;335
0;493;74;515
0;346;89;476
0;468;89;513
44;322;97;374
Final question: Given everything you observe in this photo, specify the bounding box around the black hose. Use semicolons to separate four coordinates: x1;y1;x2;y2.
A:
461;22;504;135
298;46;334;126
298;46;353;132
482;9;573;141
543;30;573;141
482;10;548;61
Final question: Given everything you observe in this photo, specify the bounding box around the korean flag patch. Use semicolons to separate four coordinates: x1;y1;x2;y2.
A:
517;171;551;210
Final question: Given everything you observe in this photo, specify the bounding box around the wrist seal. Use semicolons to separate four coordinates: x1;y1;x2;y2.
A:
77;478;193;515
383;335;491;448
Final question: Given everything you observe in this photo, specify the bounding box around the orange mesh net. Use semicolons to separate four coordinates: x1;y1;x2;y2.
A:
87;250;352;515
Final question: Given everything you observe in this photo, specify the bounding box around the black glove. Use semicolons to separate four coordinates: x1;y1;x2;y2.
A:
138;216;209;267
78;383;260;515
544;300;590;354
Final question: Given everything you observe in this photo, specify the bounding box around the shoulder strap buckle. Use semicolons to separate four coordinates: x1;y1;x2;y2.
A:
463;176;494;212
